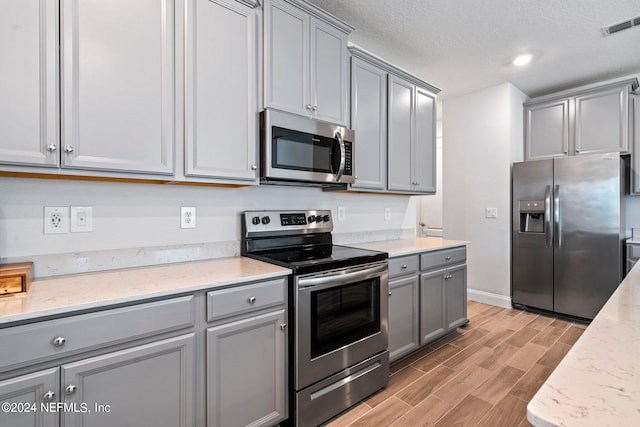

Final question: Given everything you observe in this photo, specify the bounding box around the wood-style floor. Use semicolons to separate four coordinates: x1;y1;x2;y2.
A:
325;301;586;427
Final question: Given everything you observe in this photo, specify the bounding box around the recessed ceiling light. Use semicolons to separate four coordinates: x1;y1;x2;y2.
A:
512;53;533;67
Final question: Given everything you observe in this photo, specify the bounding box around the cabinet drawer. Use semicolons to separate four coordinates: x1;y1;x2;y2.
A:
389;255;419;278
420;247;466;271
0;296;195;373
207;278;286;322
628;244;640;260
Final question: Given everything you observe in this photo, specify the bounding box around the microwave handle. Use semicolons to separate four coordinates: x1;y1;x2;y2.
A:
334;131;346;182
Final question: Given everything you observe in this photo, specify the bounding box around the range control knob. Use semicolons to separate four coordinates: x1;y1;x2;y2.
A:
251;216;260;225
323;215;331;222
308;215;316;223
316;216;324;223
261;216;271;225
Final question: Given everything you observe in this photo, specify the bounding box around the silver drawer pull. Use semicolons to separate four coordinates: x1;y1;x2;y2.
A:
401;264;408;269
388;291;392;296
445;256;451;260
64;384;76;395
52;336;66;347
42;390;55;401
280;323;287;330
248;296;256;304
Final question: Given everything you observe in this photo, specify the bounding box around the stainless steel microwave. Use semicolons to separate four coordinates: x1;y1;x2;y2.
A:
260;109;355;186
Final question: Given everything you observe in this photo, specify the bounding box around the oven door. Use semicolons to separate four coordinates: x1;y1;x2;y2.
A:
295;261;388;390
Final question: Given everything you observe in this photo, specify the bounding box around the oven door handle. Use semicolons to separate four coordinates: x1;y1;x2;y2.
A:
297;263;387;289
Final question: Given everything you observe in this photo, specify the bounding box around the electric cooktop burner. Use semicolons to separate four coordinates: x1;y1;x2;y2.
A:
241;210;387;275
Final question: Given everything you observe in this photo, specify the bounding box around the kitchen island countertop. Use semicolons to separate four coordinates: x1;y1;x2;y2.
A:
351;237;468;257
0;257;290;325
527;263;640;426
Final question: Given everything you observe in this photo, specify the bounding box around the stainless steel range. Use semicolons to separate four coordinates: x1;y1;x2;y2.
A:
242;210;389;427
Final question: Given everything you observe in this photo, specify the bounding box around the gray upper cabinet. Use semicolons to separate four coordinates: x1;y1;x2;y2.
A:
0;0;59;168
60;0;175;175
388;75;438;194
264;0;352;126
350;55;387;190
633;93;640;194
524;79;637;161
524;99;570;160
185;0;259;182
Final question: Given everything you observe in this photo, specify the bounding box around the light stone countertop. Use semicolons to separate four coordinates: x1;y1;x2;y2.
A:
527;263;640;427
351;237;468;257
0;257;290;326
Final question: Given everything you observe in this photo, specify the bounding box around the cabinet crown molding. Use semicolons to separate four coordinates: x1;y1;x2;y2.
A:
276;0;354;33
525;77;638;106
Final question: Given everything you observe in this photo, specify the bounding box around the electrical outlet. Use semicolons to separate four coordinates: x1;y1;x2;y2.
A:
44;207;69;234
486;207;498;219
181;207;196;229
70;206;93;233
384;207;391;221
337;206;346;221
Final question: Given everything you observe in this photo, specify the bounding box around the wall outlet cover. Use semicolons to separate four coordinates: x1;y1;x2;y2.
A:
485;207;498;219
44;207;69;234
70;206;93;233
181;207;196;229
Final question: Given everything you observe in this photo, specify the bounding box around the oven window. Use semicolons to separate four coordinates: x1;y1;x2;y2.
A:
310;278;380;359
272;127;334;173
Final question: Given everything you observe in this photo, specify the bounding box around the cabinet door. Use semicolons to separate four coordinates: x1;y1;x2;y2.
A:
388;74;414;192
388;276;419;362
0;0;58;167
207;309;287;427
413;86;436;193
61;0;175;175
445;264;467;330
632;94;640;194
420;269;446;345
310;18;348;125
61;334;195;427
185;0;258;181
264;0;309;116
524;99;570;160
0;368;59;427
350;57;387;190
575;86;630;155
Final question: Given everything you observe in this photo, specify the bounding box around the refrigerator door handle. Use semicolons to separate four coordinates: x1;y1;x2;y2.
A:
544;185;552;248
554;184;561;248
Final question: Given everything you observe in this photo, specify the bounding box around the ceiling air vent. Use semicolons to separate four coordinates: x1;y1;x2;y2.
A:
603;16;640;35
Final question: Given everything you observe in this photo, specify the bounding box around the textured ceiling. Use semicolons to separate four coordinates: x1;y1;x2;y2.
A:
307;0;640;99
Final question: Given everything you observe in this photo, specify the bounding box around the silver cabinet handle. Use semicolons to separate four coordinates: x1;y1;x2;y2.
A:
388;291;392;296
312;105;318;112
445;256;451;260
401;264;408;269
64;384;76;395
248;296;256;304
63;145;74;153
306;104;313;111
280;323;287;330
42;390;56;401
52;336;66;347
250;164;257;170
47;144;57;152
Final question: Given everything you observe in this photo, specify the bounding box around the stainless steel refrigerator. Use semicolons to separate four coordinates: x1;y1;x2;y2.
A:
511;152;626;320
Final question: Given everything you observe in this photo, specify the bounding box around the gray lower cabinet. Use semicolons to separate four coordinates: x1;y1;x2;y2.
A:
387;246;467;362
0;368;59;427
61;334;195;427
388;275;420;361
205;277;288;427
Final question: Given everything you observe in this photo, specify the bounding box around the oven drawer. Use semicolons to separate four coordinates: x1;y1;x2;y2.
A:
207;278;286;322
0;296;195;372
389;255;419;278
420;247;466;271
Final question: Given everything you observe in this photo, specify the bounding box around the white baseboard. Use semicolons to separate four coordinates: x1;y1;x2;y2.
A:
468;288;512;308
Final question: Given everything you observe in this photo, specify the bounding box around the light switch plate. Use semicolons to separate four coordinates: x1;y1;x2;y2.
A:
485;207;498;219
70;206;93;233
